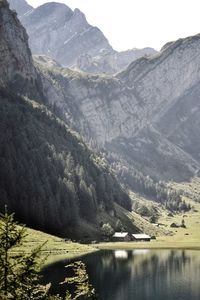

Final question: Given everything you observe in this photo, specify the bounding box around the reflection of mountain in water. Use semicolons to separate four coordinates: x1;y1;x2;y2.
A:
41;250;200;300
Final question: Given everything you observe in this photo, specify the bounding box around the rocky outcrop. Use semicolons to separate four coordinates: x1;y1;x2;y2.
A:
0;0;36;90
118;35;200;123
76;48;156;74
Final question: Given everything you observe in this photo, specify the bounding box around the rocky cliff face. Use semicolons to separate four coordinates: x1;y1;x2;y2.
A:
9;0;156;74
19;2;113;67
4;0;200;183
0;0;36;91
9;0;32;17
119;35;200;124
35;34;200;181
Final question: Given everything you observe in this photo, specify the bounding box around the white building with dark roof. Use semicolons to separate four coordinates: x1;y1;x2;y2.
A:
132;234;151;241
112;232;131;241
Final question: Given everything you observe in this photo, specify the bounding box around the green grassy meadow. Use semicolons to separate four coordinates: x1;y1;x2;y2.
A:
11;226;97;265
18;197;200;264
97;198;200;251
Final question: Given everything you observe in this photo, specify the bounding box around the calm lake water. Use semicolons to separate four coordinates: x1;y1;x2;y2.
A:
41;249;200;300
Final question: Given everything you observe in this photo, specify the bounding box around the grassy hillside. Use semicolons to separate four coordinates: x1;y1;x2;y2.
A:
98;199;200;250
11;226;97;265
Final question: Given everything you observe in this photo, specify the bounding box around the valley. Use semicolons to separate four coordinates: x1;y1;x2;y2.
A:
0;0;199;253
1;0;200;298
12;197;200;269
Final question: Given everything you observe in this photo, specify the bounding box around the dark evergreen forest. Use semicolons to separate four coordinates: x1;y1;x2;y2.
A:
0;89;131;236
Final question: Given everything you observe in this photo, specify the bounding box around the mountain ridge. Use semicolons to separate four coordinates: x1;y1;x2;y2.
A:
1;0;199;239
8;0;157;74
34;31;200;182
9;0;32;16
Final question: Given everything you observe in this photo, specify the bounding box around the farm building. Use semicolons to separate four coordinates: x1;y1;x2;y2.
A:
112;232;131;242
170;223;181;228
132;234;151;242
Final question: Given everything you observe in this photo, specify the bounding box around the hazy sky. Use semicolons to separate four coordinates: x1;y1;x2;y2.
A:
27;0;200;51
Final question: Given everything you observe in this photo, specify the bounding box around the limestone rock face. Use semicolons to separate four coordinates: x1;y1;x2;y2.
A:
0;0;36;91
9;0;32;17
19;2;113;67
35;34;200;181
118;35;200;125
4;0;200;181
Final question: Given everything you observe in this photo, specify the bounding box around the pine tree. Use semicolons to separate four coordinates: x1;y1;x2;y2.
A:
62;261;96;300
0;206;49;299
0;205;24;298
0;207;96;300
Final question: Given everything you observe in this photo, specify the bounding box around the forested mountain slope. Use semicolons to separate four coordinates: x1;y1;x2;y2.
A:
0;0;133;238
0;89;131;236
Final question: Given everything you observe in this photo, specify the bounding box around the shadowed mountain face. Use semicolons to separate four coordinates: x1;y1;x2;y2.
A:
0;0;35;88
2;0;200;240
0;0;134;238
8;0;156;74
34;33;200;182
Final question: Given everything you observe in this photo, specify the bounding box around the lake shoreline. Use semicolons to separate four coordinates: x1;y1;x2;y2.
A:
95;240;200;251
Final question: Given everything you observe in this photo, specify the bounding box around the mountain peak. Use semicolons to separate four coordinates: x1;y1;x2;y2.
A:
13;1;112;67
38;1;73;14
73;7;87;22
24;1;73;26
9;0;32;17
8;0;157;74
74;8;83;15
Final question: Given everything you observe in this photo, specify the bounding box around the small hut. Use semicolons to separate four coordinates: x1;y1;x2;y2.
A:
112;232;131;242
132;234;151;242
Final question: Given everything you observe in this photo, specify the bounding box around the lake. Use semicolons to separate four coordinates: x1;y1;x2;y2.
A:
41;249;200;299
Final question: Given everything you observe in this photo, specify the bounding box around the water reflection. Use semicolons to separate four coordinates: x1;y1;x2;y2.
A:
132;249;150;255
114;250;128;259
41;250;200;300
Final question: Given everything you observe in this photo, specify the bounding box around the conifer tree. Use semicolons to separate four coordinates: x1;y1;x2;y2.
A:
0;207;96;300
0;206;49;299
62;261;96;300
